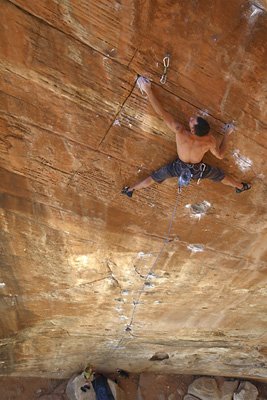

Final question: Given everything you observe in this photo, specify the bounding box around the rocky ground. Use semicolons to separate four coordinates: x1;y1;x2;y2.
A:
1;374;267;400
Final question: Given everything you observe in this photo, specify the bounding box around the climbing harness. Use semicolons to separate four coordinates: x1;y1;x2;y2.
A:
186;162;206;185
160;55;170;84
197;163;206;185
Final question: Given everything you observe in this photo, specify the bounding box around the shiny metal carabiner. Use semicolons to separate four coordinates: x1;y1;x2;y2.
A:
160;74;167;84
163;56;170;68
197;163;206;185
160;55;170;85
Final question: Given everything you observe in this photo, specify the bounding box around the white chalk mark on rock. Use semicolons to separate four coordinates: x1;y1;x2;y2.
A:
199;109;210;117
186;201;211;220
137;252;152;258
0;283;6;288
113;119;121;127
187;244;205;253
232;150;253;172
119;315;129;320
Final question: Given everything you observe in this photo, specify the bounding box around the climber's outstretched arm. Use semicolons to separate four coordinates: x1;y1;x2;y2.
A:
138;78;183;133
210;129;233;160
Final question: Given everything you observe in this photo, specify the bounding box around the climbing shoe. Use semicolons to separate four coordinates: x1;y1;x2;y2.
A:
121;186;134;198
236;182;251;193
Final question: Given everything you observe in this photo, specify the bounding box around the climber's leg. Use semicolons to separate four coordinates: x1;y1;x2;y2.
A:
221;174;243;189
221;175;251;193
121;161;176;198
121;176;155;198
129;176;155;191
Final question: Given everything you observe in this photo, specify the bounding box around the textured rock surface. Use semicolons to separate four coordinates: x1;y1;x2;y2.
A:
66;374;126;400
187;377;239;400
188;377;221;400
66;374;93;400
138;373;192;400
1;0;267;380
233;381;258;400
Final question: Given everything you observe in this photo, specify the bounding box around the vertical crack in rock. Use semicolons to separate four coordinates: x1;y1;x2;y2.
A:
98;77;137;147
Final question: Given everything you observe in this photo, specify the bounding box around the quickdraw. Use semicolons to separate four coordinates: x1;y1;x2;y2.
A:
160;55;170;84
197;163;206;185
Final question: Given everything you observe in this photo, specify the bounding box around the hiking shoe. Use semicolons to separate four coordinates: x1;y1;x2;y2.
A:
121;186;134;198
236;182;251;193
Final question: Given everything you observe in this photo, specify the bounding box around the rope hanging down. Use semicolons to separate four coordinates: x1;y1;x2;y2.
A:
96;180;189;366
126;187;181;332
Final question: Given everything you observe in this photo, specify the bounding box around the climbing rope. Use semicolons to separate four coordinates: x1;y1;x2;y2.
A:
126;188;181;331
93;188;181;372
96;172;191;367
160;55;170;84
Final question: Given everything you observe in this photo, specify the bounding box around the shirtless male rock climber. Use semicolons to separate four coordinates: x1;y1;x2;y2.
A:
122;77;251;198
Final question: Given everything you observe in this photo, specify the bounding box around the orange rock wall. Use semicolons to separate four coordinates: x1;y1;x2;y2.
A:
0;0;267;379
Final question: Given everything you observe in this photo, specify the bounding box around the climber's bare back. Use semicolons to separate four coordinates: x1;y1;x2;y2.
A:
175;126;216;164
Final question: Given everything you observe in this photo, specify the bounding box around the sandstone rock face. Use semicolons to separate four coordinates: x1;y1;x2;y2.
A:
188;378;221;400
188;377;239;400
1;0;267;380
66;374;125;400
233;381;258;400
184;396;201;400
66;374;94;400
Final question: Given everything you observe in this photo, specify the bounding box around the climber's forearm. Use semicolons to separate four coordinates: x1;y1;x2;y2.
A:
218;134;231;157
146;87;180;133
146;87;169;120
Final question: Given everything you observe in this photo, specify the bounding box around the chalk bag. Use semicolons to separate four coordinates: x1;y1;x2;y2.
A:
178;167;192;192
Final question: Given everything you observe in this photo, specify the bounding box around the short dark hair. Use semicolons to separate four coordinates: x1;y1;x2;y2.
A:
194;117;210;136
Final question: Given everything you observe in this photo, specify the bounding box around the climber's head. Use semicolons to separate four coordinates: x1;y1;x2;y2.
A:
189;116;210;136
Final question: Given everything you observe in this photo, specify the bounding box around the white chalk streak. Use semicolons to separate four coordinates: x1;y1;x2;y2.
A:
113;119;121;127
187;244;205;253
137;252;152;258
232;150;253;172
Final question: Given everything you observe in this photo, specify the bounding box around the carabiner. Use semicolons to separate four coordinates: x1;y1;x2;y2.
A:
160;74;167;84
163;56;170;68
160;55;170;85
197;163;206;185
